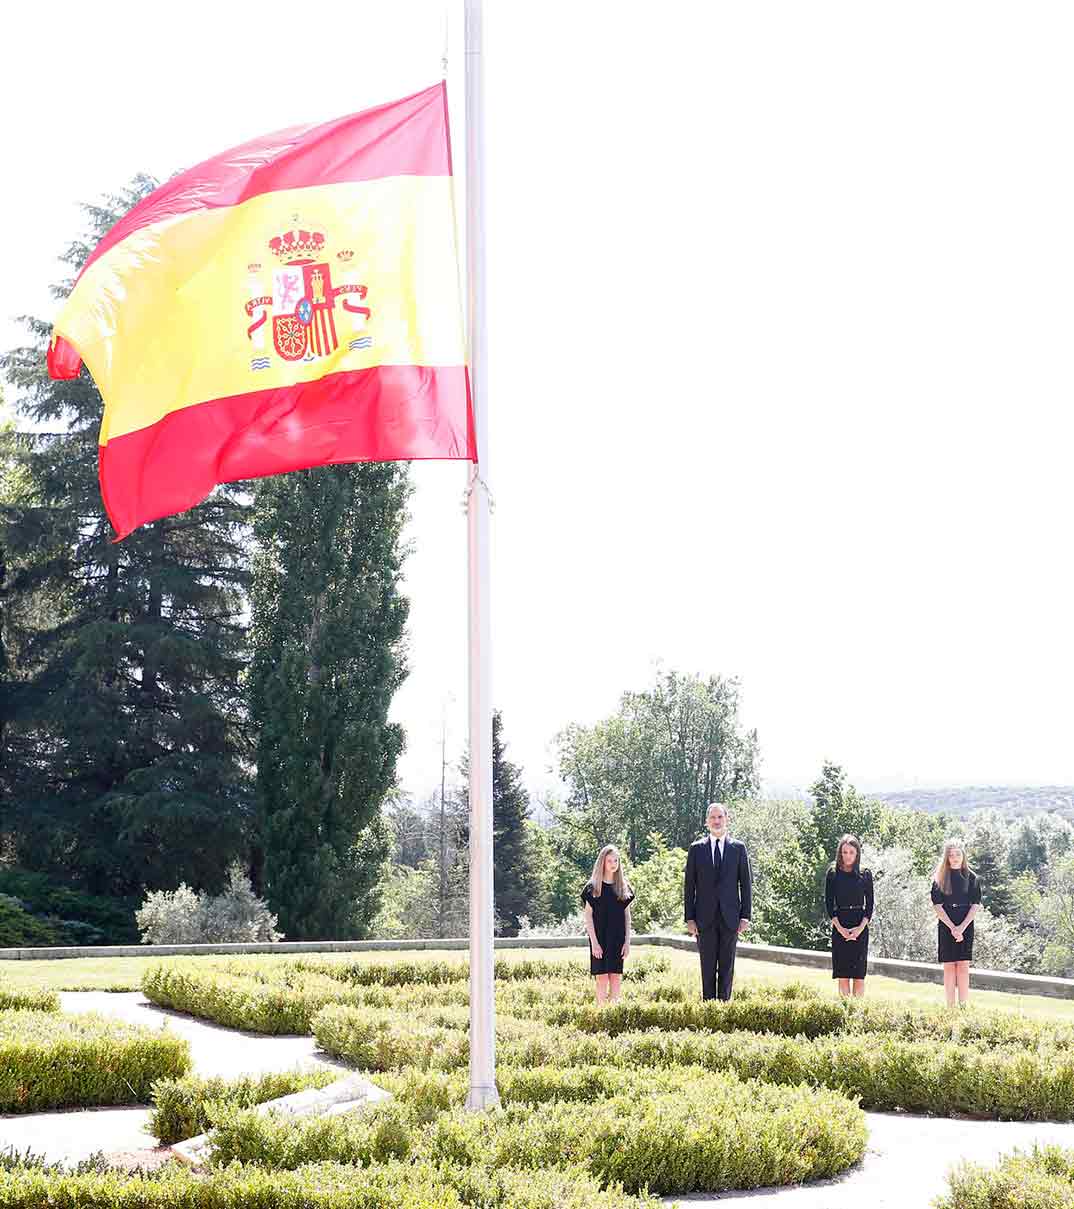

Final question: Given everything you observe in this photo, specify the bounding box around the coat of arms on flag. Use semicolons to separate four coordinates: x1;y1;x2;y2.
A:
246;225;373;370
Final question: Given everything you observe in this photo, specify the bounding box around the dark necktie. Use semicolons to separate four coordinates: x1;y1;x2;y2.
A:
712;839;722;876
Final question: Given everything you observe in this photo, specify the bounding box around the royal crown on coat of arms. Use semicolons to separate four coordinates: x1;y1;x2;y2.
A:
244;220;371;369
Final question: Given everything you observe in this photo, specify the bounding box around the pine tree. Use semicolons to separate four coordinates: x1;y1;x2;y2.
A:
0;179;254;897
248;463;409;939
458;710;544;936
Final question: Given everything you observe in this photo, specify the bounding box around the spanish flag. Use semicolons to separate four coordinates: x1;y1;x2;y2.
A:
47;83;474;539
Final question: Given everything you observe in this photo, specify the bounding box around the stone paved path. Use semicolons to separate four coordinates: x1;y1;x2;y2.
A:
3;992;1074;1203
0;991;347;1166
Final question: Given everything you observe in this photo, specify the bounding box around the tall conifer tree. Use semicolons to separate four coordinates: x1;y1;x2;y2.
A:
491;711;544;936
0;179;253;896
248;463;409;939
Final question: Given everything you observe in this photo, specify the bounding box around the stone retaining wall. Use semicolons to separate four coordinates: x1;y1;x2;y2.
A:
3;933;1072;999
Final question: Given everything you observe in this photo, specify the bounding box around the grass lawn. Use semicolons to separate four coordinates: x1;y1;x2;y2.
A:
0;942;1067;1019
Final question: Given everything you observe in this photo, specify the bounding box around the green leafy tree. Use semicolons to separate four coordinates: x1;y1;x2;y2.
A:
628;832;688;932
964;810;1015;917
729;797;812;946
526;817;579;923
248;463;408;939
786;763;886;948
875;803;951;875
0;178;253;897
555;669;761;862
1009;813;1074;878
1036;854;1074;977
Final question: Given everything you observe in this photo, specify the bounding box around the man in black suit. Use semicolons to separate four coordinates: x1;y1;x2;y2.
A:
683;802;752;1001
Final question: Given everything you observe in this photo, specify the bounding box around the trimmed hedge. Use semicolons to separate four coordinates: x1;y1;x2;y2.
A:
0;1010;190;1112
0;988;59;1013
548;994;847;1039
204;1070;866;1195
546;991;1074;1050
0;1160;660;1209
313;1000;1074;1121
604;1028;1074;1121
313;1005;470;1073
293;953;671;987
938;1146;1074;1209
139;955;674;1036
141;965;366;1034
149;1069;340;1143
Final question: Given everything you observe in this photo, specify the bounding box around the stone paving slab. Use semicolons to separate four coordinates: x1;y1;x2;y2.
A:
670;1111;1074;1206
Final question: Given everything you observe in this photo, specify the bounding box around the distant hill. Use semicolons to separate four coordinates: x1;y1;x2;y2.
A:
874;786;1074;820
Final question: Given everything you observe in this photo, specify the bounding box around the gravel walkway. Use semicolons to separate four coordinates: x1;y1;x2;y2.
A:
4;992;1074;1203
0;991;347;1166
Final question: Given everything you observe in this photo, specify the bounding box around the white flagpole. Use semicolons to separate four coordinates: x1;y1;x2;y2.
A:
464;0;499;1111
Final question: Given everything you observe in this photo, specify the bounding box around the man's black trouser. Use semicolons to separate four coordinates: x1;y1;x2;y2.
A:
698;918;738;1001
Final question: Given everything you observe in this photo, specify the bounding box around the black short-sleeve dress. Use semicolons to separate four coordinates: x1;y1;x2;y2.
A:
930;869;982;963
582;881;634;975
825;866;874;980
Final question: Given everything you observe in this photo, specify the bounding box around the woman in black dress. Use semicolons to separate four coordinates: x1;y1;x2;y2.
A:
930;839;982;1007
582;844;634;1005
825;834;873;998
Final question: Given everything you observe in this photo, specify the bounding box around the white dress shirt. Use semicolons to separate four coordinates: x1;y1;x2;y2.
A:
709;835;725;862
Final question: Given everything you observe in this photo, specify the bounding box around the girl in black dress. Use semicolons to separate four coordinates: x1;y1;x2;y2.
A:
582;844;634;1005
825;834;873;998
930;839;982;1007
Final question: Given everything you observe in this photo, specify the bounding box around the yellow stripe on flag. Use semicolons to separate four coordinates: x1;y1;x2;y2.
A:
53;178;464;446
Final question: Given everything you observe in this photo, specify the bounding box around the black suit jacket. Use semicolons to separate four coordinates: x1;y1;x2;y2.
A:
684;836;752;930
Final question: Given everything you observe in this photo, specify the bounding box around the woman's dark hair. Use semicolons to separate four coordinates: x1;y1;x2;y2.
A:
830;834;862;875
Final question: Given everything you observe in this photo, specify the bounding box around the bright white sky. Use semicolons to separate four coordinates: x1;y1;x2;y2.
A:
3;2;1072;803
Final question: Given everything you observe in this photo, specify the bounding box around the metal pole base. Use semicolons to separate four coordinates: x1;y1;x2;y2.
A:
466;1083;502;1111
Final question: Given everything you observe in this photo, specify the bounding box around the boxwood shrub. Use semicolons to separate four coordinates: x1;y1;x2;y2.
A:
938;1146;1074;1209
607;1028;1074;1120
141;964;367;1034
204;1070;866;1195
149;1069;340;1143
0;1009;190;1112
0;988;59;1013
546;992;1074;1050
0;1160;660;1209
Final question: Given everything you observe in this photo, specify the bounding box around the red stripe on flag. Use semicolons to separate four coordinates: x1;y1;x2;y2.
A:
99;364;474;539
80;83;451;281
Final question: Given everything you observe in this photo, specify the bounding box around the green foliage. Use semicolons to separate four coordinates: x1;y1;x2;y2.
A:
148;1069;338;1143
939;1146;1074;1209
204;1072;865;1195
249;464;408;940
491;712;545;936
0;987;58;1013
965;810;1016;916
0;1008;190;1111
554;668;760;863
140;953;674;1034
0;897;59;947
0;869;137;944
0;1159;660;1209
626;833;687;931
141;963;363;1034
367;862;440;940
